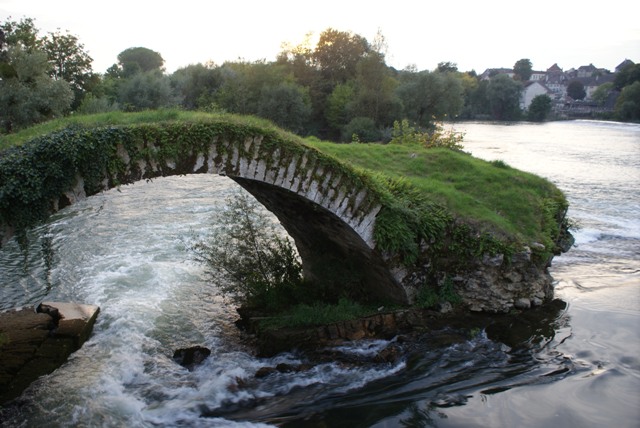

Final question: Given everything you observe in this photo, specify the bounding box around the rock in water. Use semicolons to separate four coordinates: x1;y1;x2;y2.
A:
173;346;211;371
0;301;100;405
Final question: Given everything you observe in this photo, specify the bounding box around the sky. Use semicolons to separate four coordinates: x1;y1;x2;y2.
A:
2;0;639;75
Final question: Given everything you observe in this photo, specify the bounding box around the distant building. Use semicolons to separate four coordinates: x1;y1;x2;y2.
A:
479;68;514;80
577;63;598;78
544;64;567;99
587;74;615;99
530;70;546;81
546;63;563;75
477;59;633;117
520;81;551;109
615;59;635;73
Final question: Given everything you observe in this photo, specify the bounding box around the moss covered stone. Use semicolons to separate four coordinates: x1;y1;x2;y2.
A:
0;112;573;311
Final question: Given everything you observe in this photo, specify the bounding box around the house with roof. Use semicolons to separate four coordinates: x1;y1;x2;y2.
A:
616;59;635;73
543;64;567;99
530;70;546;81
577;64;598;78
520;81;551;110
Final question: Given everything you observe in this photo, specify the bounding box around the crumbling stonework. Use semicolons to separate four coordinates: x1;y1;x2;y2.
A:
0;302;99;405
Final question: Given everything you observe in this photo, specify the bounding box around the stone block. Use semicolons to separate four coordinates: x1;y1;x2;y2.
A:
39;302;100;347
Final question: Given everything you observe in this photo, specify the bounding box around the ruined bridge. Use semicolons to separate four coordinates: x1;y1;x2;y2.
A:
0;120;410;304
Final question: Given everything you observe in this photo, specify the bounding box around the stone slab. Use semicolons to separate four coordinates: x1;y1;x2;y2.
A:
39;301;100;347
0;302;100;406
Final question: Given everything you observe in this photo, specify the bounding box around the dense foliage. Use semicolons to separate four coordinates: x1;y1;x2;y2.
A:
528;94;553;121
2;16;638;136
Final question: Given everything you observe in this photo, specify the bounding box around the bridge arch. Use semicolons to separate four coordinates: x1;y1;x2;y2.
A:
0;121;408;304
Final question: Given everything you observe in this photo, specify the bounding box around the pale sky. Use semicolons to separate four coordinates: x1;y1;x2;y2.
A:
2;0;639;74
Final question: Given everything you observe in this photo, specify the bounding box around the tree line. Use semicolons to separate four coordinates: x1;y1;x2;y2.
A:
2;17;639;137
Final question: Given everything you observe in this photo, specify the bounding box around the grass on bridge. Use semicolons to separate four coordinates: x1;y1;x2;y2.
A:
0;110;567;251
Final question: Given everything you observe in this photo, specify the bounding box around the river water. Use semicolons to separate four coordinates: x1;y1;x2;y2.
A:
0;120;638;427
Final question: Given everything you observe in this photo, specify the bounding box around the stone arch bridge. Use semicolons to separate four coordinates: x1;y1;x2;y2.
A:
0;121;409;304
0;119;563;312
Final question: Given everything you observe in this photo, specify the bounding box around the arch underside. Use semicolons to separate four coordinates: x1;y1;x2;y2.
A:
231;177;407;305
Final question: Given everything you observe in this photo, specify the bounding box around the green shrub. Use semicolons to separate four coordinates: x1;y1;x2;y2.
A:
416;276;462;309
343;116;380;142
389;119;464;150
190;192;304;311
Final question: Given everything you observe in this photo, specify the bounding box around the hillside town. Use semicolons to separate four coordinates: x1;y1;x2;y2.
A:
480;59;635;118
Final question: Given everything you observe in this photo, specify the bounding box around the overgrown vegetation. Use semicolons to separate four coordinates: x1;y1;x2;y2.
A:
0;110;568;259
189;193;383;326
190;192;305;312
389;119;465;150
0;111;570;320
416;276;462;309
4;16;635;140
0;112;310;233
306;138;568;248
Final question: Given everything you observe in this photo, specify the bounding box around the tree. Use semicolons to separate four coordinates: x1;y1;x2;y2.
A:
215;60;288;116
0;17;41;52
513;58;533;81
170;62;222;109
257;81;311;133
325;82;355;132
567;80;586;100
115;47;164;77
343;116;380;142
42;29;94;107
464;79;491;118
527;94;552;121
487;74;523;120
312;28;369;85
437;61;458;73
0;46;73;132
277;32;315;82
349;52;400;127
614;81;640;121
614;62;640;90
190;192;303;311
1;17;41;79
396;70;464;127
591;82;614;106
117;70;175;111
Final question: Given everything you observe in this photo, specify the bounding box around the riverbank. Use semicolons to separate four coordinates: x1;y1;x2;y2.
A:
0;302;99;405
238;299;568;357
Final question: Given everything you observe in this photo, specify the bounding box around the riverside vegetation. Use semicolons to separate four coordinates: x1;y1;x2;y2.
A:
0;111;572;335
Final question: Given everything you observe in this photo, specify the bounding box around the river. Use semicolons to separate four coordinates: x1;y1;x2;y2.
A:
0;120;638;427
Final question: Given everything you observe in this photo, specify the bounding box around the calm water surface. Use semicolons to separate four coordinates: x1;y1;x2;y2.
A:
0;120;638;427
